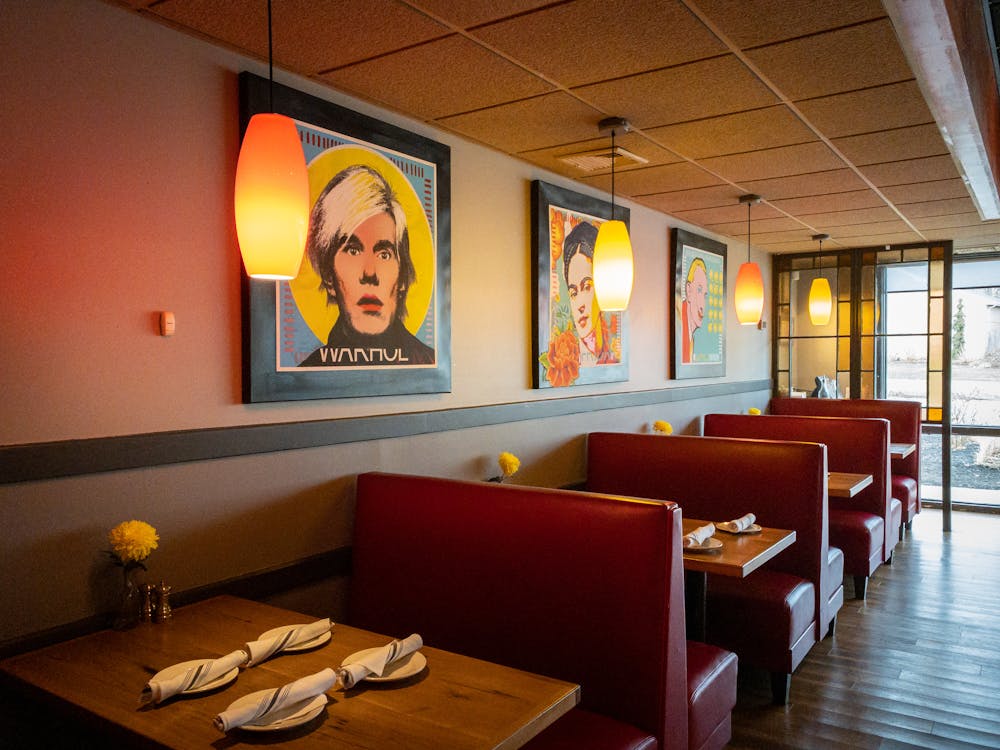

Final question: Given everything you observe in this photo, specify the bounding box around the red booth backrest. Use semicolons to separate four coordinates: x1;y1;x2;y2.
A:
350;472;689;750
585;432;828;591
770;397;920;499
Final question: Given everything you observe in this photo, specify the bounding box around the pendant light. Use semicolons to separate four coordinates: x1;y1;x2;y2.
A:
733;194;764;325
808;233;833;326
592;117;635;312
234;0;310;280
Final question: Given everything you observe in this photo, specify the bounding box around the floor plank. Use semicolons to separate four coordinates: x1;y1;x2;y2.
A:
728;509;1000;749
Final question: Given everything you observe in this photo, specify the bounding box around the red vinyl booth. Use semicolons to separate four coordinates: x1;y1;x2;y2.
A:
350;472;738;750
704;412;897;600
585;432;842;705
770;398;922;536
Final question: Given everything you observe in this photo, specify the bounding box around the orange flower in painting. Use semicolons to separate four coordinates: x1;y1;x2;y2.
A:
550;210;565;261
546;328;580;387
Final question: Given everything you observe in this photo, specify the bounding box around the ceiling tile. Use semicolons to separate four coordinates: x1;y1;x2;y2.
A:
834;231;925;246
913;213;1000;231
581;162;724;196
749;229;817;245
817;219;912;238
881;178;972;205
471;0;725;87
413;0;557;27
320;35;553;120
636;185;748;213
745;19;913;101
517;132;683;176
673;203;787;225
894;197;978;218
769;190;887;215
436;92;602;152
832;124;949;166
699;141;845;182
575;55;779;129
741;169;870;200
645;106;816;159
152;0;449;73
759;238;829;254
691;0;886;48
795;80;933;139
857;155;961;187
706;216;806;235
796;206;901;226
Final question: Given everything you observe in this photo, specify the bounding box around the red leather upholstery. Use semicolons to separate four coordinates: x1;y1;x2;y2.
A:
686;641;737;750
770;398;922;526
585;432;837;701
703;413;895;597
522;709;657;750
350;472;731;750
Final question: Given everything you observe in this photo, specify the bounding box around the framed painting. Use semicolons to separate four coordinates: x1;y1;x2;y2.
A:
239;72;451;403
670;227;726;379
531;180;628;389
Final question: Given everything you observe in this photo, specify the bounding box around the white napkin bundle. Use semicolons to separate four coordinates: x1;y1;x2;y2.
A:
336;634;423;689
684;523;716;547
718;513;756;533
140;649;248;705
244;618;332;666
213;668;336;732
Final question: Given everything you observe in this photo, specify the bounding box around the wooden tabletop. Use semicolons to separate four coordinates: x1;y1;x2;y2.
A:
890;442;916;459
681;518;796;577
828;471;874;498
0;595;579;749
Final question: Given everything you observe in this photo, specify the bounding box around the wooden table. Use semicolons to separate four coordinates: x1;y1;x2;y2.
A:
890;442;916;459
681;518;796;640
828;471;873;498
0;596;579;749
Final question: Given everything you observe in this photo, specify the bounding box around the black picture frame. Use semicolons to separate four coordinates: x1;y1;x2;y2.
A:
670;227;726;379
531;180;629;389
239;72;451;403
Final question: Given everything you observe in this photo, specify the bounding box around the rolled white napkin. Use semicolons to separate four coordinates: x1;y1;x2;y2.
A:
684;523;716;547
213;668;336;732
244;618;332;666
336;634;423;689
720;513;756;533
140;649;248;705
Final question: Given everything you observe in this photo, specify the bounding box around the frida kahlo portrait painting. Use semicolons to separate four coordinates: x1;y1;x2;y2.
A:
532;181;628;389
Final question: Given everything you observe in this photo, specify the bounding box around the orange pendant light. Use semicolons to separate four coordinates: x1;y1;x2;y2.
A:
808;233;832;326
234;0;309;280
734;194;764;325
592;117;634;312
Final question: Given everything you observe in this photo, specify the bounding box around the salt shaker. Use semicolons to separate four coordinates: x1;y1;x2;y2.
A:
154;581;172;623
140;584;157;622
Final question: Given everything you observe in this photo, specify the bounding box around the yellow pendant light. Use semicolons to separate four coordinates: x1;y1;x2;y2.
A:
808;233;832;326
733;194;764;325
234;0;309;280
592;117;634;312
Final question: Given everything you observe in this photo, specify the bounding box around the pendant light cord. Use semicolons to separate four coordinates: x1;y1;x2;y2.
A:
267;0;274;112
610;128;617;221
746;200;751;262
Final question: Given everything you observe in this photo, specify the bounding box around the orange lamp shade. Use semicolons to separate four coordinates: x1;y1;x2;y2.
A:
234;113;310;280
734;261;764;325
808;277;833;326
593;219;634;311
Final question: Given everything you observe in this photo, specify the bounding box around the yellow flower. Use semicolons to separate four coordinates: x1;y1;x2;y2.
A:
498;452;521;478
748;407;762;415
108;520;159;565
652;421;673;435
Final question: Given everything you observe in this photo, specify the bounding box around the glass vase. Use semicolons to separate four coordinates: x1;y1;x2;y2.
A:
112;566;141;630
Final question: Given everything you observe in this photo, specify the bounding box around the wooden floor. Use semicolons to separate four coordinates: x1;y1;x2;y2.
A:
728;509;1000;749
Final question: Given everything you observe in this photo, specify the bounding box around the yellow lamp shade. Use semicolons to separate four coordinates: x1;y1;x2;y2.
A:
593;219;634;311
234;113;310;280
734;261;764;325
808;277;832;326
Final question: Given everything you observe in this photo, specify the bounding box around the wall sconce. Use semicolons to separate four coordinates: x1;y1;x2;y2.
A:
234;0;309;280
592;117;634;312
733;194;764;325
808;233;832;326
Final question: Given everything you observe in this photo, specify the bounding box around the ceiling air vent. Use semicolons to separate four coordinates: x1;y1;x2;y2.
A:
557;145;648;173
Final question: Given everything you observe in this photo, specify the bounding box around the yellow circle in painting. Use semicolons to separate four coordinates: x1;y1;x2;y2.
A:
289;145;435;345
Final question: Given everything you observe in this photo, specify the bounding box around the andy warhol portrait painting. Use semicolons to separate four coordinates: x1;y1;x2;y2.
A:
670;227;726;379
532;181;628;389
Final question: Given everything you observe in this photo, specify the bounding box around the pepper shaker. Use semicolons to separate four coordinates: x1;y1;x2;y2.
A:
140;584;157;622
154;581;172;623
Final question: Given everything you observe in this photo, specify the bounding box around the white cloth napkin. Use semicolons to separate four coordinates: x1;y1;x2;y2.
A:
719;513;756;533
336;634;423;689
244;618;332;666
213;668;336;732
684;523;716;547
140;649;248;705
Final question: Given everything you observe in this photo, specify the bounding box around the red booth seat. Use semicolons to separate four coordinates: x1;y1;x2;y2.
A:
770;398;922;534
703;412;896;600
585;432;840;705
350;472;737;750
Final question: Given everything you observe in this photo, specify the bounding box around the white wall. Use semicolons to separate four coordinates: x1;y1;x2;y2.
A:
0;0;771;643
